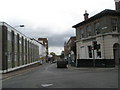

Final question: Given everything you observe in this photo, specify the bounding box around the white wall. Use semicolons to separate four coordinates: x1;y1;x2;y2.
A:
77;34;120;60
0;25;2;89
0;25;2;70
39;45;46;57
99;35;120;59
80;46;87;59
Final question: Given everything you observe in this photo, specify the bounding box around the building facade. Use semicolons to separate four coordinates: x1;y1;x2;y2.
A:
73;3;120;67
38;38;48;62
64;36;76;65
0;22;46;73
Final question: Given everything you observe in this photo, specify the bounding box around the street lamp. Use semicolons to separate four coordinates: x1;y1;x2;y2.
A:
19;25;25;27
13;24;25;35
14;25;25;28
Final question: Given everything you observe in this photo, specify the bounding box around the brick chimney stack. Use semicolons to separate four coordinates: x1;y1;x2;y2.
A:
115;0;120;10
84;10;89;20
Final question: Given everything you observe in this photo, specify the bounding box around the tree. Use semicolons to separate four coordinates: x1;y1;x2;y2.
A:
50;52;56;56
50;52;56;61
60;51;64;59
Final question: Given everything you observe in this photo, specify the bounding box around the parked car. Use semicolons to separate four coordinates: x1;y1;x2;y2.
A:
57;60;67;68
52;60;57;63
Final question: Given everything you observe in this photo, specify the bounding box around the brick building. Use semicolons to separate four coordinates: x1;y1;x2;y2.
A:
64;36;76;65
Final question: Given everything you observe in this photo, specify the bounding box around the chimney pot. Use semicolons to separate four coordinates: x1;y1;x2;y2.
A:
115;0;120;10
84;10;89;20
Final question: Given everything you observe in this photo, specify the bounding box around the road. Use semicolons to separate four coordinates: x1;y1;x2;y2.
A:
2;63;118;88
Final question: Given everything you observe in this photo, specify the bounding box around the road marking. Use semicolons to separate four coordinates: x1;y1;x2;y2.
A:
41;84;53;87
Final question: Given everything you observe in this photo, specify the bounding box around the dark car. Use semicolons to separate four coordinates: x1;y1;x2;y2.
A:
57;60;67;68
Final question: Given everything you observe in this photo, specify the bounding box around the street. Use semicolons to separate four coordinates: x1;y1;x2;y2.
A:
2;63;118;88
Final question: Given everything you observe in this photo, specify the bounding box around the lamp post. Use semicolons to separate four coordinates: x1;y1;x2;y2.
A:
14;25;25;34
14;25;25;28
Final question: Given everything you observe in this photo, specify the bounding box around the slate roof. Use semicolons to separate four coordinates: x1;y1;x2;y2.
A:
72;9;120;28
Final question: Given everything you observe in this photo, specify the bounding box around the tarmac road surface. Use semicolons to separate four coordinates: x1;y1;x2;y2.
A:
2;63;118;88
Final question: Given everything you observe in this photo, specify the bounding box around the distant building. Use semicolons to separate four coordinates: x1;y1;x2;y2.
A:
64;36;76;65
72;1;120;67
31;38;46;62
38;38;48;61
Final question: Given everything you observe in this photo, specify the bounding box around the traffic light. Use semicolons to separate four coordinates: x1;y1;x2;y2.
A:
93;41;97;50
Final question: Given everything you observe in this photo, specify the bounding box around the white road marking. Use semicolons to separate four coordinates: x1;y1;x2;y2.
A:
41;84;53;87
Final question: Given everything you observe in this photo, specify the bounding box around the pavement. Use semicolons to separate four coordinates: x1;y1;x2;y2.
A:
68;65;119;71
2;63;118;80
2;63;42;80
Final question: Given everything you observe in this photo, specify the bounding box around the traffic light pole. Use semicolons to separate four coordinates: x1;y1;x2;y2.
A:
92;41;97;68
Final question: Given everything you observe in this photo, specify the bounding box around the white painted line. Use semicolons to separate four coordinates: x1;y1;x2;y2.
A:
41;84;53;87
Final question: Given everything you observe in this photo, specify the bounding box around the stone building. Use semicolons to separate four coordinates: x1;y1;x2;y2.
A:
72;1;120;67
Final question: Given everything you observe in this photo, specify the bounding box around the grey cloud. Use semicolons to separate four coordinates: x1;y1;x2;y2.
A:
48;30;74;47
8;21;75;48
22;27;75;47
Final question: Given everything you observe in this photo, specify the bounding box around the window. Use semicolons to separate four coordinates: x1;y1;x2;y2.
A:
19;37;22;65
95;22;100;34
97;44;101;58
80;29;84;38
111;18;117;32
24;38;26;64
14;34;18;67
86;25;91;36
7;31;12;69
80;46;86;59
88;46;92;58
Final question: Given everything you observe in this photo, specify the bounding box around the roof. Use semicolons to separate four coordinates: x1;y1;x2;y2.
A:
66;36;76;45
38;38;48;41
72;9;120;28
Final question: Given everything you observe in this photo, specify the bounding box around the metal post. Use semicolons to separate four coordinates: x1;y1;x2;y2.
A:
93;48;95;67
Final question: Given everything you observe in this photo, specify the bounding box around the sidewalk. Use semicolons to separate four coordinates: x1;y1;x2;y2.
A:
2;63;42;80
67;65;118;71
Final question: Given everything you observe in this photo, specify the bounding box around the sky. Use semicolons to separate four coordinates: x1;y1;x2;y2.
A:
0;0;115;55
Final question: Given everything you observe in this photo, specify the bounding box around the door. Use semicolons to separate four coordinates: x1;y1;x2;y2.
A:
113;43;120;66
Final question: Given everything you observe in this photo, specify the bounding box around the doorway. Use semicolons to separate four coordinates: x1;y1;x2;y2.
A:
113;43;120;66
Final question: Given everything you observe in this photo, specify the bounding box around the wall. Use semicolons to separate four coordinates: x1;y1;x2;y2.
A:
0;25;2;90
0;22;43;73
76;34;120;60
101;35;120;59
0;25;2;70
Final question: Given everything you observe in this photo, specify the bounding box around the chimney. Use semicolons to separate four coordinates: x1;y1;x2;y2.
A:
84;10;89;20
115;0;120;10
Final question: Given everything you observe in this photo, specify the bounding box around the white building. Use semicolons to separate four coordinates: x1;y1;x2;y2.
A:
72;2;120;67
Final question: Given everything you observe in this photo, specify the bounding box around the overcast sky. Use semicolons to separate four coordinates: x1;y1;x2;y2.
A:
0;0;115;55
